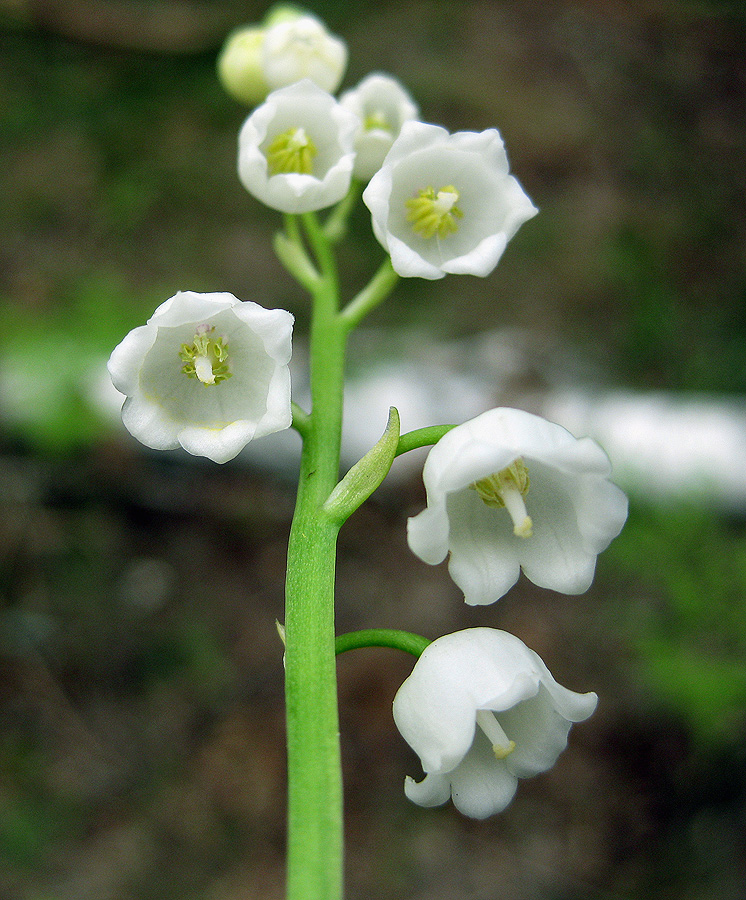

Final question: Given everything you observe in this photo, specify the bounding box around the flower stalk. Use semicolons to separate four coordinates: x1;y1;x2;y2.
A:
283;210;347;900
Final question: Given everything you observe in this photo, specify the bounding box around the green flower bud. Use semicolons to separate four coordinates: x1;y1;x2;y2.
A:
217;26;270;106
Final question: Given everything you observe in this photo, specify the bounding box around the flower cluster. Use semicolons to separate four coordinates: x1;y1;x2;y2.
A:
107;8;629;831
218;7;347;106
222;12;536;274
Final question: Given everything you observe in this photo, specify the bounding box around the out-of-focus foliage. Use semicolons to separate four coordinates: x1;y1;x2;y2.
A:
1;2;745;898
607;505;746;751
0;277;156;452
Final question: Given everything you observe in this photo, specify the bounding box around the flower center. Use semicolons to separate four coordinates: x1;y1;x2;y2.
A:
179;324;232;386
405;185;463;239
476;710;516;760
266;126;317;175
364;108;391;134
471;458;533;538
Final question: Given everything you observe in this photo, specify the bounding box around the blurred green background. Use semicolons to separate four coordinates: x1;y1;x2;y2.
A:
1;1;745;898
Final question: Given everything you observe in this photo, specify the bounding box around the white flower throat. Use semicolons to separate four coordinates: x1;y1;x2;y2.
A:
471;458;533;538
266;126;318;175
179;324;232;385
406;184;463;239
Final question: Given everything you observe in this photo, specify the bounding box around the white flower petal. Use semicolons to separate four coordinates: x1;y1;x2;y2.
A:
178;420;257;465
404;772;452;808
407;408;628;604
448;732;519;818
262;14;347;94
107;324;156;397
394;629;596;818
502;684;595;778
108;291;293;463
238;80;358;214
340;73;419;180
121;393;180;450
363;122;536;279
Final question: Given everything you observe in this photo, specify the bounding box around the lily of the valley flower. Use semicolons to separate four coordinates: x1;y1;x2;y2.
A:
262;12;347;95
108;291;293;464
339;73;419;181
393;628;598;819
217;26;270;106
407;408;628;604
362;121;537;279
238;80;359;213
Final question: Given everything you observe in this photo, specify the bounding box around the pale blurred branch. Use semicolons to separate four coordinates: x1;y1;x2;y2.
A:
0;0;248;52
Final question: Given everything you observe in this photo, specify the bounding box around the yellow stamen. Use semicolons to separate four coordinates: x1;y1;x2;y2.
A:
405;185;463;239
266;126;317;175
179;325;232;385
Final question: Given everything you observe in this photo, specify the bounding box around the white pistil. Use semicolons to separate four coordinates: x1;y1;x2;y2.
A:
433;188;458;216
476;709;516;760
501;487;533;538
194;354;216;385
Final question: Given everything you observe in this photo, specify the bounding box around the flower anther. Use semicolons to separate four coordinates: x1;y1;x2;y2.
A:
266;126;318;176
405;185;464;239
470;458;532;538
179;325;232;385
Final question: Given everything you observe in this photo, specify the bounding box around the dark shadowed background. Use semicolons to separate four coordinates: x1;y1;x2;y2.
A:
1;1;745;898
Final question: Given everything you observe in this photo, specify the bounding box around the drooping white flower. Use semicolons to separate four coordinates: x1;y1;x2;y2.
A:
362;121;537;279
407;408;628;604
393;628;598;819
238;80;359;214
339;73;419;181
108;291;293;464
262;12;347;94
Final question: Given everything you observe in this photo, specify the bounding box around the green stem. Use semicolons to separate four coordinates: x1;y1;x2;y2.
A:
323;178;363;244
284;212;347;900
335;628;431;658
396;424;456;457
274;215;320;290
339;257;399;332
291;401;311;439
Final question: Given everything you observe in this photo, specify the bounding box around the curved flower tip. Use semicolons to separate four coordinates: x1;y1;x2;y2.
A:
238;79;359;214
407;407;628;604
393;628;598;819
107;291;294;464
262;12;347;95
362;121;537;279
339;73;419;181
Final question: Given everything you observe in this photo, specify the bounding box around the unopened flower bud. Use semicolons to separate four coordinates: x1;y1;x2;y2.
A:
217;26;270;106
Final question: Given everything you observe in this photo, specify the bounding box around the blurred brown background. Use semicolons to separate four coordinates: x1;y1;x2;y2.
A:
1;2;745;898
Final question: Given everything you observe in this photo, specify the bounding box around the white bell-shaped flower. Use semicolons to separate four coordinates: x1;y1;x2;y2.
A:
339;73;419;181
407;408;628;604
108;291;293;464
238;79;359;214
393;628;598;819
362;121;537;279
262;13;347;94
